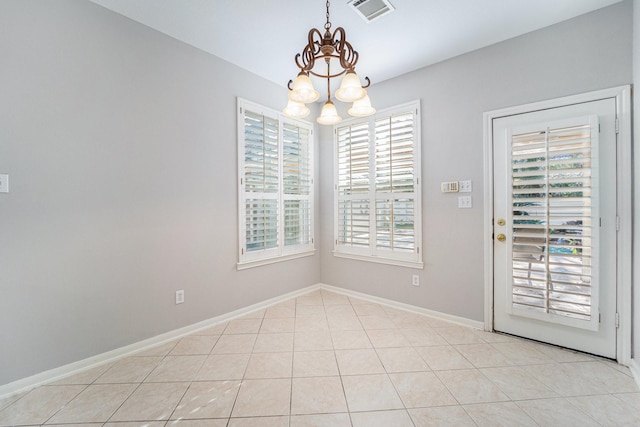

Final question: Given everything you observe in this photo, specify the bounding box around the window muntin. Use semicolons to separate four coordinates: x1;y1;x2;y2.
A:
238;99;314;268
334;101;422;267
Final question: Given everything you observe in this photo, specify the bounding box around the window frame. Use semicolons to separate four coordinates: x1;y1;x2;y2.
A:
237;98;315;270
333;100;423;268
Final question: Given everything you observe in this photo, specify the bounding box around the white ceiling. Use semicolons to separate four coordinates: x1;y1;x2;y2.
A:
89;0;623;88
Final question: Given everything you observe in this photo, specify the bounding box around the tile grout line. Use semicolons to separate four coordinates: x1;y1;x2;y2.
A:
334;295;355;427
1;289;638;426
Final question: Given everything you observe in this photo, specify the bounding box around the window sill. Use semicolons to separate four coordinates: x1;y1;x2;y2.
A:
237;250;316;270
332;251;424;269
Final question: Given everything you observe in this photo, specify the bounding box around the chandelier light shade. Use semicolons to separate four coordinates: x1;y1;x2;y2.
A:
317;100;342;125
283;99;311;118
348;94;376;117
289;72;320;104
335;71;366;103
284;0;375;125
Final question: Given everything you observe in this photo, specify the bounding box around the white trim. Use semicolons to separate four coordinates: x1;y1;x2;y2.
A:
482;85;632;364
0;282;484;400
332;251;424;269
483;107;495;333
629;359;640;390
319;283;484;329
237;249;316;270
0;284;321;400
615;86;633;366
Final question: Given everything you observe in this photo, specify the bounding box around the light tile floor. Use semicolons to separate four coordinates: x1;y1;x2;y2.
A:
1;289;639;426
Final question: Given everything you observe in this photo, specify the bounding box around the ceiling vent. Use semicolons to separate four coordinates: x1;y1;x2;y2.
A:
348;0;395;23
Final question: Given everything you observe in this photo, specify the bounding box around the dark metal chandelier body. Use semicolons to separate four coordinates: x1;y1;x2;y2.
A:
283;0;375;124
289;11;370;88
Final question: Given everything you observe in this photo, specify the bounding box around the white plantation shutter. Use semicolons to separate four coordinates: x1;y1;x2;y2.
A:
375;112;416;253
244;111;279;253
238;99;314;268
337;122;370;250
283;123;312;248
338;199;370;247
335;101;422;267
338;123;370;196
510;116;599;329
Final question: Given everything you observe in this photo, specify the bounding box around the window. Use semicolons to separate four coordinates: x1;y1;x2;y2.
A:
334;101;422;268
238;99;314;269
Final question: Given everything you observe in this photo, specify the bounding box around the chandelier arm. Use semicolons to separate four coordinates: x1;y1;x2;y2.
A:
362;76;371;89
287;79;294;91
306;53;347;78
308;68;347;79
293;54;305;72
337;42;359;70
296;47;317;72
295;28;324;71
333;27;354;71
333;27;346;51
297;49;314;72
308;28;323;55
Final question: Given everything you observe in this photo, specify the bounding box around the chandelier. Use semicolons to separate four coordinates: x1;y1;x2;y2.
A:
283;0;376;125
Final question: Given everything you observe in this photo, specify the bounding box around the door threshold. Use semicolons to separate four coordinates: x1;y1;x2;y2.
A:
492;330;618;364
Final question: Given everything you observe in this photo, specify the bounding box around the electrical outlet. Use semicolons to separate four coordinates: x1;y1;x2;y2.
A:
459;180;472;193
175;290;185;304
458;196;472;209
0;174;8;193
412;274;420;287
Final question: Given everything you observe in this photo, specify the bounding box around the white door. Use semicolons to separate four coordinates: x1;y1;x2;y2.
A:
493;98;617;358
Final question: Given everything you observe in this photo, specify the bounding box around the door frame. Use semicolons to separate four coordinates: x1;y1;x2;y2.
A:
482;86;632;364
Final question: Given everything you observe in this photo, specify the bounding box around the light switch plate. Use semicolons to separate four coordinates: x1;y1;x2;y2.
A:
0;174;8;193
459;180;472;193
458;196;472;208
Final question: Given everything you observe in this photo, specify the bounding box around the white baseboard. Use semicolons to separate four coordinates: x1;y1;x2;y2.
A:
629;359;640;390
318;283;485;330
0;284;321;400
1;282;481;400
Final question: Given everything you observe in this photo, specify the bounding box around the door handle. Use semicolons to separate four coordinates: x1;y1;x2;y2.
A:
496;233;506;242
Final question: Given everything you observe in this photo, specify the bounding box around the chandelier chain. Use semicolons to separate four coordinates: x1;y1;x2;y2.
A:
325;0;331;30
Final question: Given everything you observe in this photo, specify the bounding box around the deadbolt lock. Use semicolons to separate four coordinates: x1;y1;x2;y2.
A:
496;233;506;242
497;219;506;226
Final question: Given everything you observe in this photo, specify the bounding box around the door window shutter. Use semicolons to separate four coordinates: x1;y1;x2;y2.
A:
511;118;598;325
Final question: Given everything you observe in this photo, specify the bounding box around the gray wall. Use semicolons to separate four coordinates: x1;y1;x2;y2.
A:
634;0;639;365
320;2;633;322
0;0;635;388
0;0;320;386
